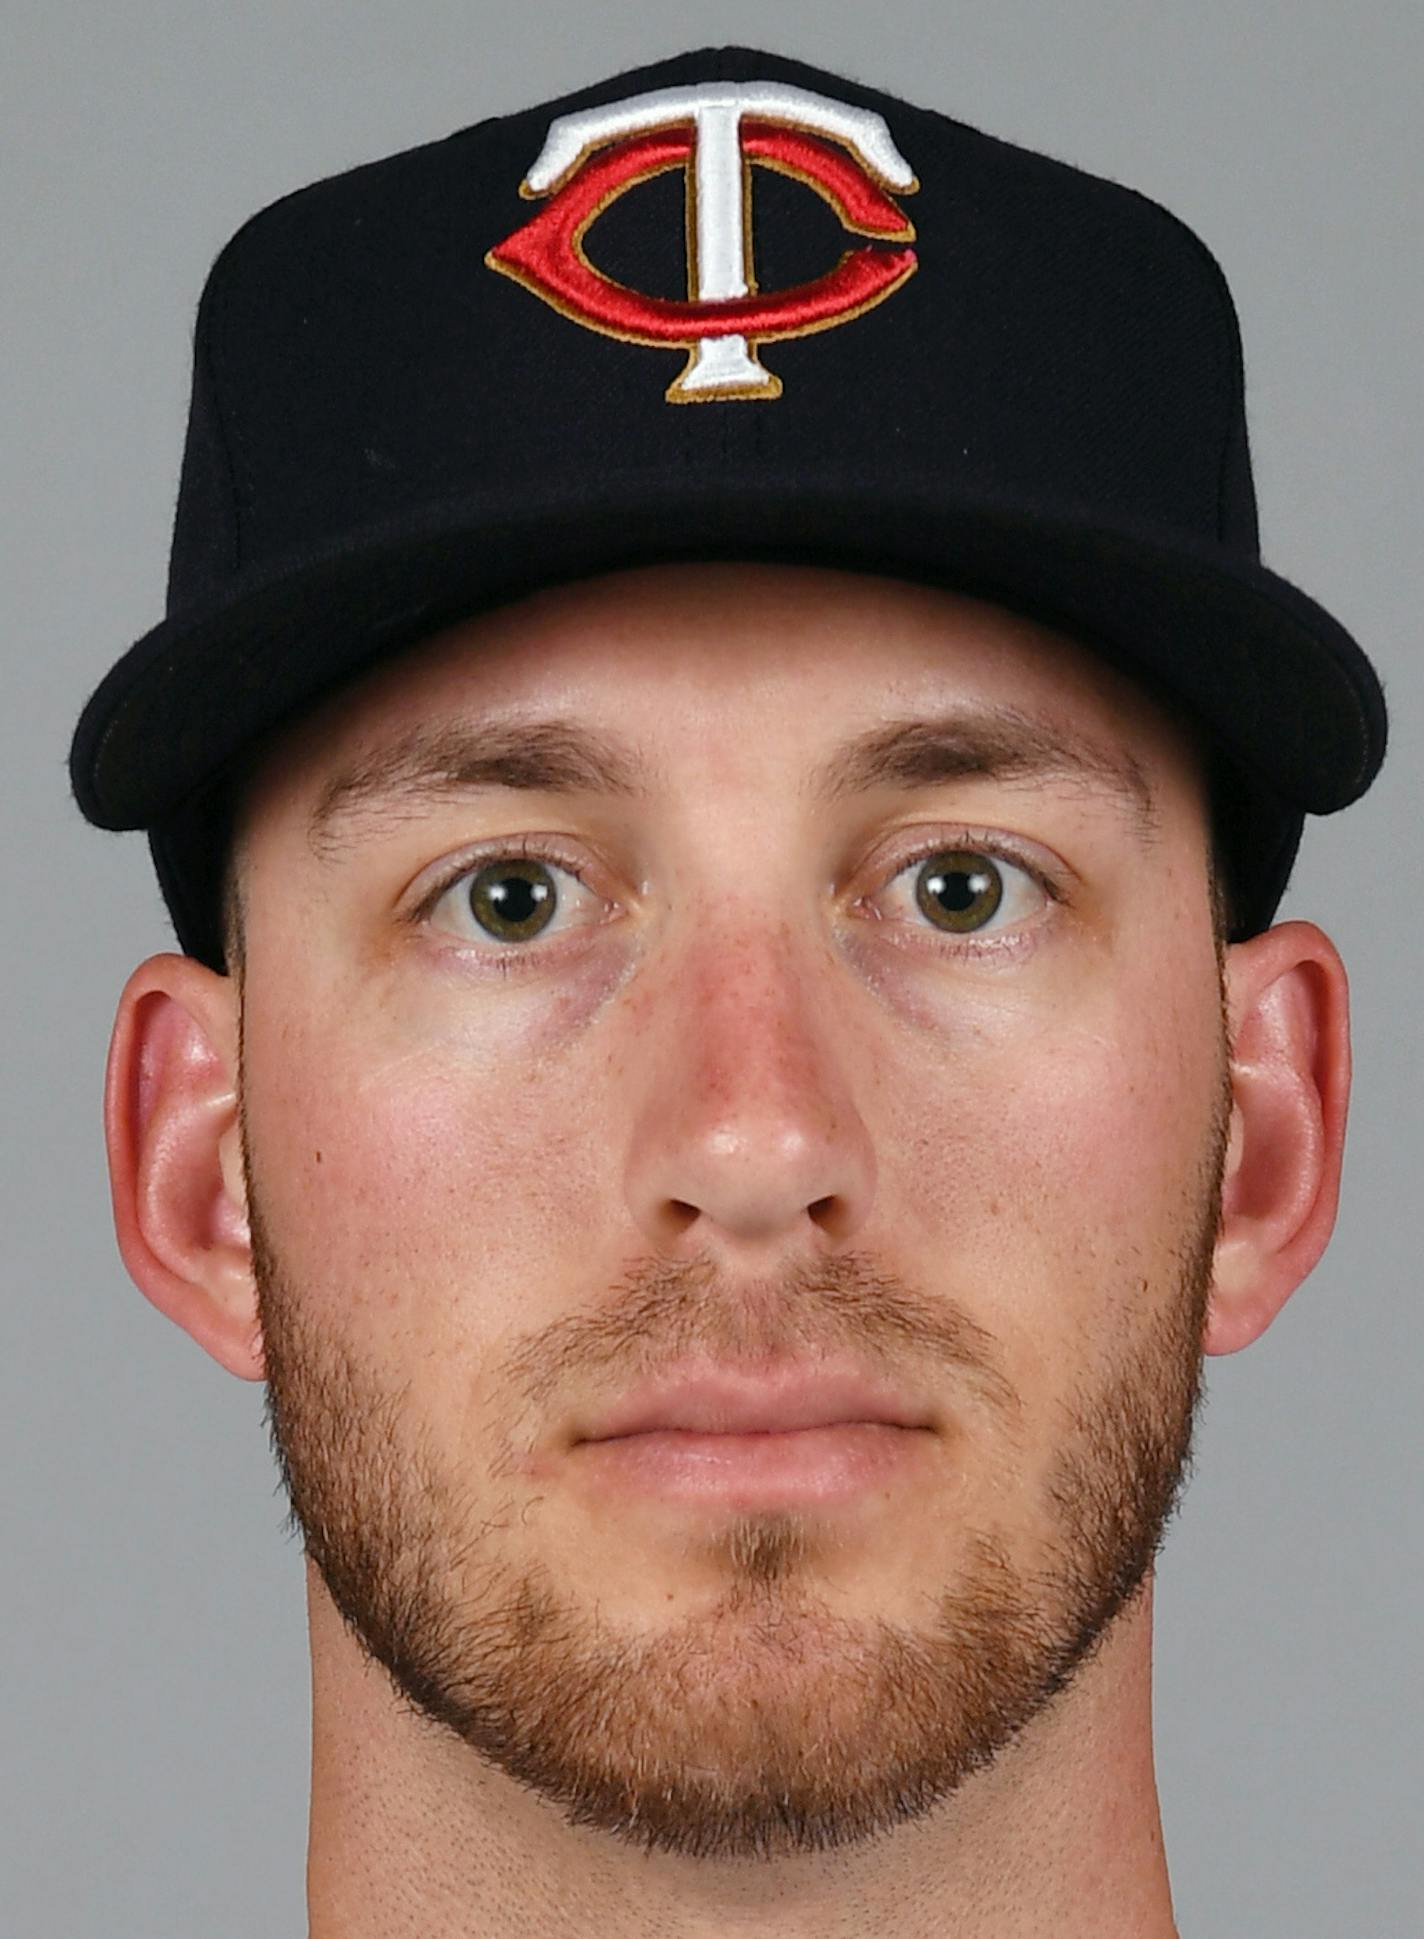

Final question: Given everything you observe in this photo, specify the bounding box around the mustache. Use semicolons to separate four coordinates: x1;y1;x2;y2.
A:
504;1250;1021;1425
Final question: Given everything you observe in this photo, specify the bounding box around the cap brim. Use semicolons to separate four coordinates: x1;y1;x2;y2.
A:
72;462;1385;834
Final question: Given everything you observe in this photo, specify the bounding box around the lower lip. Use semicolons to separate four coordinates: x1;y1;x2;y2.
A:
573;1423;931;1506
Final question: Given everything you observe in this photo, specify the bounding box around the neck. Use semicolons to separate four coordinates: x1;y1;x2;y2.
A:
304;1567;1179;1939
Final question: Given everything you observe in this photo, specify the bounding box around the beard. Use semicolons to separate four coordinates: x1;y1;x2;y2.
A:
244;1038;1229;1866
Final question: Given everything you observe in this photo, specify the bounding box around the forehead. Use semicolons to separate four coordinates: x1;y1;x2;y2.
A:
235;562;1207;841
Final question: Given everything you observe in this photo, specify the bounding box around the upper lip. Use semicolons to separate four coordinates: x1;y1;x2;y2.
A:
577;1362;934;1441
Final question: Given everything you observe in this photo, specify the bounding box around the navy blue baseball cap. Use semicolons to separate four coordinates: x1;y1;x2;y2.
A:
69;44;1388;969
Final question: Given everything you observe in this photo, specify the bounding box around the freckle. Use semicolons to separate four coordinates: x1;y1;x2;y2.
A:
315;1150;323;1164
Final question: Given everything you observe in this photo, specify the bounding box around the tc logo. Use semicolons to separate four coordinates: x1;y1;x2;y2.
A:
486;81;919;402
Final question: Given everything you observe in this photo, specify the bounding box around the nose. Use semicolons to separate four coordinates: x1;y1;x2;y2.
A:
621;917;877;1258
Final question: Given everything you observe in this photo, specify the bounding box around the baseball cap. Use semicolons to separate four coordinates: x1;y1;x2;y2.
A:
68;44;1388;970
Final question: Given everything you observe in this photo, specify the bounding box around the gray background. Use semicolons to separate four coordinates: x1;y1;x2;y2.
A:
6;4;1419;1934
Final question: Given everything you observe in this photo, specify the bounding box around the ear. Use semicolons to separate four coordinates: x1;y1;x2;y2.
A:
103;953;264;1381
1205;920;1351;1357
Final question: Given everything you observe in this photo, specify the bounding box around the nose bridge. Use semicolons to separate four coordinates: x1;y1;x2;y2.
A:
622;898;877;1252
686;914;827;1117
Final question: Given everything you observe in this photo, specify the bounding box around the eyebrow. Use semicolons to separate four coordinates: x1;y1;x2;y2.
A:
308;718;646;859
807;706;1157;834
306;704;1158;859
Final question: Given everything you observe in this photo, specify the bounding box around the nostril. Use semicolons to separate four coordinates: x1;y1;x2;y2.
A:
809;1194;854;1240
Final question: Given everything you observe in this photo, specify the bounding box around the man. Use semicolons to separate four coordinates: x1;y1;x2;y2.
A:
68;45;1386;1939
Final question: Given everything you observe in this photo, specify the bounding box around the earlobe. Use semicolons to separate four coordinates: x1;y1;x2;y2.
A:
104;953;265;1382
1206;921;1351;1357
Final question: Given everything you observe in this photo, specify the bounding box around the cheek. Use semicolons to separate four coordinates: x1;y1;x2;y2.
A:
873;946;1223;1368
239;976;613;1363
979;1005;1218;1217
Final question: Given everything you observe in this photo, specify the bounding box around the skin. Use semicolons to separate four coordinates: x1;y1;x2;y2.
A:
104;563;1351;1938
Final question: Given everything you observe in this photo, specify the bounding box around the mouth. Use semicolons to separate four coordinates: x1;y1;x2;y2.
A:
576;1359;934;1443
572;1417;933;1509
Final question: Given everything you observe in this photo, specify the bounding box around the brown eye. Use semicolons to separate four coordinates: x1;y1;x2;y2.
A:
423;850;609;950
913;851;1006;933
463;859;559;941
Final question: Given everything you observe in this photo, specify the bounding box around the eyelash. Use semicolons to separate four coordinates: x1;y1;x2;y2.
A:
408;831;1063;968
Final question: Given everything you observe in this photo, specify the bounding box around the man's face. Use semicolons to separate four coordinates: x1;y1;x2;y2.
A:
234;563;1228;1862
